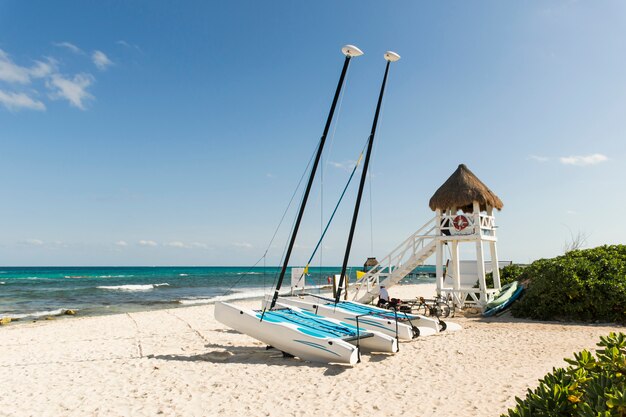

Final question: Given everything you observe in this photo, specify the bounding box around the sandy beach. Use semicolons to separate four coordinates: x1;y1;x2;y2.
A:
0;283;620;417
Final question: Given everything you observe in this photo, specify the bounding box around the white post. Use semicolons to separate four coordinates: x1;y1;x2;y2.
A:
435;209;443;295
476;240;486;292
473;201;481;236
490;241;501;290
451;240;460;291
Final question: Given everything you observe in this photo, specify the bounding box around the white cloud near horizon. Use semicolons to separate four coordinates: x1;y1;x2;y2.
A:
190;242;209;249
53;42;83;54
233;242;253;248
115;240;128;247
92;50;113;71
162;241;210;249
47;73;94;109
138;240;158;247
559;153;608;166
19;238;45;246
166;241;188;248
0;90;46;111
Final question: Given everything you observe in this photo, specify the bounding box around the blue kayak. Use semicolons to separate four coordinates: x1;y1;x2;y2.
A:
483;283;524;317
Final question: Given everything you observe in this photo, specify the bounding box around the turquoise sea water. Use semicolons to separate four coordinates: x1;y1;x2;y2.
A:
0;266;435;320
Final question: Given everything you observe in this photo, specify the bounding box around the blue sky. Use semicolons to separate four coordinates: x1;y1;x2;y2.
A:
1;1;625;266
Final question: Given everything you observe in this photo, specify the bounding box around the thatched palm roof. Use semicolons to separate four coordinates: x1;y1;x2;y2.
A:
429;164;503;213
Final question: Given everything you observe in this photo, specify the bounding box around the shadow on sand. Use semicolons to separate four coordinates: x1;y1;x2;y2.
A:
148;342;393;374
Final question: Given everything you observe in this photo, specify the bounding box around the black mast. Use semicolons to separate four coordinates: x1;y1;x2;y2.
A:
335;51;400;304
267;45;363;312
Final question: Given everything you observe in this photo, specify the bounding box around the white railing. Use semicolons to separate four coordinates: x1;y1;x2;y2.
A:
439;214;496;236
351;217;439;303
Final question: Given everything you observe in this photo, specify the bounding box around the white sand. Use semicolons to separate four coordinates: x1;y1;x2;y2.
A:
0;283;620;417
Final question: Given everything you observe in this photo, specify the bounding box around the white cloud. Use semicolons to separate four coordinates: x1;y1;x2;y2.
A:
166;241;188;248
47;73;94;109
163;241;210;249
115;240;128;247
53;42;82;54
116;40;142;53
329;160;357;172
233;242;253;248
0;49;33;84
0;90;45;111
92;50;113;71
0;50;55;85
559;153;608;166
529;155;550;162
191;242;209;249
138;240;158;247
29;59;56;79
19;238;44;246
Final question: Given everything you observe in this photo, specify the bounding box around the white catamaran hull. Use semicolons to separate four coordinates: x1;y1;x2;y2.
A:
277;295;446;339
273;303;398;354
215;302;397;364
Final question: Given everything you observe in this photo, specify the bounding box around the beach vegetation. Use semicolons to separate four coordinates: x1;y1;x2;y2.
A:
492;245;626;323
485;263;525;288
503;332;626;417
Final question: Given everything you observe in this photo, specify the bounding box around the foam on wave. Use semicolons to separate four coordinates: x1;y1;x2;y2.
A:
97;283;170;291
8;308;73;320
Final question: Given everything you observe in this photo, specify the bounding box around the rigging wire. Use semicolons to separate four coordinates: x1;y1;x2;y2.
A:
368;87;387;258
220;143;318;297
293;137;369;289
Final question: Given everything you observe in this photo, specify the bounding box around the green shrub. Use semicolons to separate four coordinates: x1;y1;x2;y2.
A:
511;245;626;323
485;264;526;288
503;332;626;417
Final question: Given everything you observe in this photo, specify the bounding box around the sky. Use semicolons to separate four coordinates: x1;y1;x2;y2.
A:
1;1;625;266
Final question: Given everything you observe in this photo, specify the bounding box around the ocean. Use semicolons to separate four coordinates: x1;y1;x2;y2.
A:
0;266;435;321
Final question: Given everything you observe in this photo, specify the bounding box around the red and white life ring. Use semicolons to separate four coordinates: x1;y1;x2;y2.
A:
453;215;469;231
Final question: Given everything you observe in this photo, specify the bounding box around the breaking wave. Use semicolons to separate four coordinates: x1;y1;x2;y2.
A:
97;283;170;291
178;288;269;305
8;308;74;320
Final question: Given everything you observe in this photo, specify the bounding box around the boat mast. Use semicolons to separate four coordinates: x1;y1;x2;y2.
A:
267;45;363;312
335;51;401;304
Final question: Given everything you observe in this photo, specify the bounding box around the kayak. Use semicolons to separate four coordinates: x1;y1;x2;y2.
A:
483;282;523;317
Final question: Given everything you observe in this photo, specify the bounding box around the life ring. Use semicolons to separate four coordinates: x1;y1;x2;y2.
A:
452;215;469;231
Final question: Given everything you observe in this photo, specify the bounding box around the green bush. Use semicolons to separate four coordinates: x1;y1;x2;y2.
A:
485;263;526;288
503;332;626;417
511;245;626;323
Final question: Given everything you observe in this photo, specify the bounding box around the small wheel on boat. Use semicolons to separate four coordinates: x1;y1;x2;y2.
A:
439;320;447;332
412;326;420;339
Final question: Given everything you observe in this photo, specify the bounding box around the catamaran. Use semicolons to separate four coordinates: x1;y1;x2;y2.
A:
277;51;461;339
215;45;399;364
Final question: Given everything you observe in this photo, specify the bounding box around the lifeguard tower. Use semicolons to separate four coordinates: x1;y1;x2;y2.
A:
350;164;503;308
